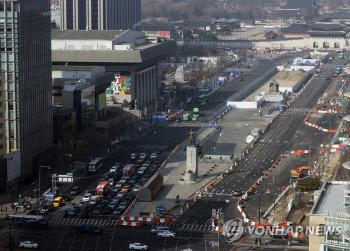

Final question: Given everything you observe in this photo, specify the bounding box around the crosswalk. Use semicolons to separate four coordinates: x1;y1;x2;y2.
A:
48;216;116;227
171;222;214;232
284;108;311;114
168;121;204;128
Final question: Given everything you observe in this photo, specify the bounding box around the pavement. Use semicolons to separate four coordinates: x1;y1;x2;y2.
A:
0;51;340;251
173;58;346;234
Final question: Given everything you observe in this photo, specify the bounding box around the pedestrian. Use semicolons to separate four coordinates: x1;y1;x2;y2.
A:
5;206;7;213
255;238;258;245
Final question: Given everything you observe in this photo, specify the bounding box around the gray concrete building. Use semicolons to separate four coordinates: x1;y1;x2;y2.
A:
51;30;175;114
60;0;141;31
0;0;53;184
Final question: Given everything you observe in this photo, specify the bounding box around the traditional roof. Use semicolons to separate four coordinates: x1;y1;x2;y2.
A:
281;23;309;34
285;0;315;10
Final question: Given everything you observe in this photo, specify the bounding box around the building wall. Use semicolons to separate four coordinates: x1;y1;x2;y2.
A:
52;39;113;50
0;0;53;181
254;37;347;49
135;65;158;111
309;214;326;251
60;0;140;30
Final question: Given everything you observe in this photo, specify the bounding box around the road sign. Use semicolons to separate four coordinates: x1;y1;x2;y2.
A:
57;174;73;183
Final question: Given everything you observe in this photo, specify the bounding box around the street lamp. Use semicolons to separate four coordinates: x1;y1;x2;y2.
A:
38;165;51;204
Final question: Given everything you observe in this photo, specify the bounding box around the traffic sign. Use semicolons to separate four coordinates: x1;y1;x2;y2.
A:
57;175;73;183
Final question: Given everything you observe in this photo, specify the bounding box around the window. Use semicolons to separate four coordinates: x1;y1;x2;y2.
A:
9;140;15;151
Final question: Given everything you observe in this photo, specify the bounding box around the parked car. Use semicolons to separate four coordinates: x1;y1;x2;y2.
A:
19;241;38;249
76;224;103;234
129;243;148;250
157;230;175;238
130;153;137;160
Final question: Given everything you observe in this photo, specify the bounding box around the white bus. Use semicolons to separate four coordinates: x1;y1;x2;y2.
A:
88;157;104;173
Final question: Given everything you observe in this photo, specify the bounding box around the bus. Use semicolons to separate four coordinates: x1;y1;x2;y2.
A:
192;107;200;121
96;181;109;195
88;157;104;173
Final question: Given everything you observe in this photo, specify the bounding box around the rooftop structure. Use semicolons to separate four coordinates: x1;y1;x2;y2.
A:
52;30;175;113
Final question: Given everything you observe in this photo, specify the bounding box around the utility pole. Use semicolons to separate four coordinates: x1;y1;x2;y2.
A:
38;165;51;205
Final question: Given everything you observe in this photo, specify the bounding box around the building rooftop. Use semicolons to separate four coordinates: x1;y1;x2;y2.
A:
52;65;99;72
282;23;309;34
52;30;124;40
314;182;350;215
309;31;347;37
285;0;315;10
52;40;176;64
273;9;300;18
309;22;345;31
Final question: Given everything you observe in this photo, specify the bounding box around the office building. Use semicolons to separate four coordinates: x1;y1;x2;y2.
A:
0;0;53;185
309;181;350;251
51;30;175;115
60;0;141;30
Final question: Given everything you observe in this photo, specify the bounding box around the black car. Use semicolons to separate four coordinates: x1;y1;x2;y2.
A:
65;207;79;217
70;186;80;196
102;207;113;215
76;224;103;234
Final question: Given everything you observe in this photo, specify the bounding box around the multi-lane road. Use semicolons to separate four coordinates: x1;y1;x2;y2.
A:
174;60;346;233
3;53;346;251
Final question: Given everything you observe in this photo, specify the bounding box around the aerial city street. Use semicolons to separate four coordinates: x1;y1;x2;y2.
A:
0;0;350;250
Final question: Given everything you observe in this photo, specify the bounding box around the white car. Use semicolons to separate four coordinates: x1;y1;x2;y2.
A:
129;243;148;250
89;195;99;205
133;185;142;192
130;153;136;160
19;241;39;249
140;153;147;159
109;166;117;173
82;192;91;202
150;152;157;159
157;230;176;238
137;168;145;175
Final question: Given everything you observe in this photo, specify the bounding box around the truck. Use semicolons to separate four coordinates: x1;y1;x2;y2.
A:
291;166;310;179
122;164;135;176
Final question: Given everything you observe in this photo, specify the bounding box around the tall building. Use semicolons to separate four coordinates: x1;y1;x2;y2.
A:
60;0;141;31
0;0;53;184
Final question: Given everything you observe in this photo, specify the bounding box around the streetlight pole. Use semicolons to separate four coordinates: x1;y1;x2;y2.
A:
38;165;51;205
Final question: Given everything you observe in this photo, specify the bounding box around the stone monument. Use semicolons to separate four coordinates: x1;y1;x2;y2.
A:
184;131;198;182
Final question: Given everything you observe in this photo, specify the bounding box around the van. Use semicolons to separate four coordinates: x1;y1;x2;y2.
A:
53;197;63;207
151;226;170;233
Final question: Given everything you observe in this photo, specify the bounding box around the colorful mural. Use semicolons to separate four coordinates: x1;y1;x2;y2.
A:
106;72;132;95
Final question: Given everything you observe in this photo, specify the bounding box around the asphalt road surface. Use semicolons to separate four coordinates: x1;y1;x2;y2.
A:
174;61;344;232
